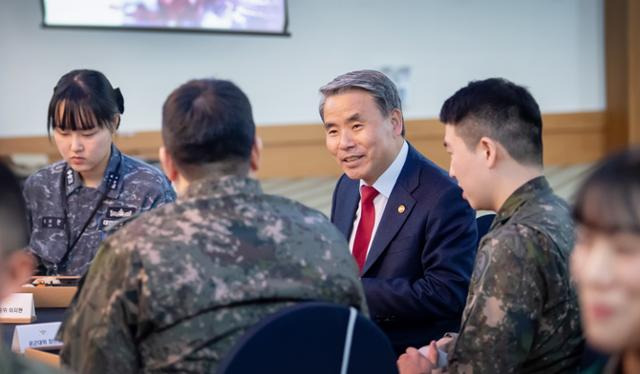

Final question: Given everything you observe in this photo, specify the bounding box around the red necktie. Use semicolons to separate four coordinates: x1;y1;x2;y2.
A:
352;185;379;273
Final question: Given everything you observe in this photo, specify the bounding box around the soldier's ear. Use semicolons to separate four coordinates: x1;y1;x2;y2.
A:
478;137;498;169
159;146;179;183
249;136;262;176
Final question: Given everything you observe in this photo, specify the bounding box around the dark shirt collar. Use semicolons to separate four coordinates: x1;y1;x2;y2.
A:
65;144;122;198
492;176;550;229
182;174;262;200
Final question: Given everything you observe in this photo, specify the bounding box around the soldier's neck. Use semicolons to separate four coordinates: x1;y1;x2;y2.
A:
491;164;543;212
80;153;110;189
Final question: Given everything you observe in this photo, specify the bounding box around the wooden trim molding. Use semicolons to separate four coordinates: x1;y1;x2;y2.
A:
0;111;605;178
605;0;640;149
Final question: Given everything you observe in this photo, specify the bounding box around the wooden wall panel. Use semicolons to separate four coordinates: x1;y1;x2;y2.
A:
0;111;605;178
605;0;640;149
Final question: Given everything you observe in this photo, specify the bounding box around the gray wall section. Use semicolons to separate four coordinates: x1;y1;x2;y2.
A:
0;0;604;137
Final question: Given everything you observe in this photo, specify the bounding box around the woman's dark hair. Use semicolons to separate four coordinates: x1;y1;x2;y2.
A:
47;69;124;134
573;147;640;234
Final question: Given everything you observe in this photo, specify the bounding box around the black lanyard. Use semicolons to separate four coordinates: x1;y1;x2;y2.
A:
49;156;121;275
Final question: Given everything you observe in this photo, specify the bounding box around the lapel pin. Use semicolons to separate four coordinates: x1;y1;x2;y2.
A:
397;204;406;214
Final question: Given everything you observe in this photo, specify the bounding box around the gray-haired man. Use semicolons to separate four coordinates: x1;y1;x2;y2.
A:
320;70;478;354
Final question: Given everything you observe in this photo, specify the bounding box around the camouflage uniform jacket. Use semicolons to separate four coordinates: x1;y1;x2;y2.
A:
23;145;176;276
448;176;583;373
0;343;63;374
59;175;367;373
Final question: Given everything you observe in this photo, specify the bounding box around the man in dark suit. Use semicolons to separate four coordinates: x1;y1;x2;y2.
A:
319;70;478;354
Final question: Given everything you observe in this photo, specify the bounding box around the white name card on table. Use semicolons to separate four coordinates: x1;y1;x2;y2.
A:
11;322;62;353
0;293;35;323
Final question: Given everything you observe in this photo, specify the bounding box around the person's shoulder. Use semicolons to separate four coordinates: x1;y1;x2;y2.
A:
535;191;572;219
0;348;63;374
261;193;343;233
23;161;66;194
25;161;65;184
119;153;173;193
485;223;540;246
483;221;566;267
121;154;166;180
264;193;329;221
515;191;573;246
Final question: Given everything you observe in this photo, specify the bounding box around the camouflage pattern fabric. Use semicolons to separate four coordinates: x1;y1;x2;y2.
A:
59;174;367;373
23;145;176;276
447;176;583;373
0;342;63;374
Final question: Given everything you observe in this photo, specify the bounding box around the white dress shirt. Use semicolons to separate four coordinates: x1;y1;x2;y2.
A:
348;141;408;258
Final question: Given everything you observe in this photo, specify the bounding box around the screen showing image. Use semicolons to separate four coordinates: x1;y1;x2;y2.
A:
42;0;288;34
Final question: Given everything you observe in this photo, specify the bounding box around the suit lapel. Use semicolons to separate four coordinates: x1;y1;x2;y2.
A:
332;177;360;240
362;145;421;275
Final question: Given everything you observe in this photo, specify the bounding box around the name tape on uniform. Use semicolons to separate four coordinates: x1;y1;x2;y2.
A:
11;322;63;353
0;293;35;324
106;207;136;219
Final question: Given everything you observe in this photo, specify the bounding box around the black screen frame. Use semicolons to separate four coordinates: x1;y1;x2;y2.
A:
39;0;290;37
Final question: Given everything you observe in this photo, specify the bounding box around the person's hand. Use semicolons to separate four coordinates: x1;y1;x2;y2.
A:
436;335;453;350
397;342;436;374
418;340;439;364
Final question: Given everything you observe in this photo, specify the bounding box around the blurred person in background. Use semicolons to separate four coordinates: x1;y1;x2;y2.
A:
571;147;640;374
0;162;62;373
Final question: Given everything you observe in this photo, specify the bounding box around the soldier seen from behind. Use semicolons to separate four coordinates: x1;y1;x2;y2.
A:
59;77;368;373
398;78;583;373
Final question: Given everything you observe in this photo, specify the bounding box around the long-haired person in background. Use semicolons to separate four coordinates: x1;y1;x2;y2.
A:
571;147;640;374
23;69;175;276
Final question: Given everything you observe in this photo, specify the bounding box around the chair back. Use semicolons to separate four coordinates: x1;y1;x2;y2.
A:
217;302;398;374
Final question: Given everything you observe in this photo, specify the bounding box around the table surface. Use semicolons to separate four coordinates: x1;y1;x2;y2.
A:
1;308;67;347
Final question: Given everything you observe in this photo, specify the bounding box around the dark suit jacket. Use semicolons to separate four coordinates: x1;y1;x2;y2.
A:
331;144;477;353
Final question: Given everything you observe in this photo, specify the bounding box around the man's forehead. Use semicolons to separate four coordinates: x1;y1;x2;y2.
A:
323;106;365;123
325;89;378;109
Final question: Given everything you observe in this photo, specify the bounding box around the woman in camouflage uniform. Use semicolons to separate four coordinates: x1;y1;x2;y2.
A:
23;69;176;276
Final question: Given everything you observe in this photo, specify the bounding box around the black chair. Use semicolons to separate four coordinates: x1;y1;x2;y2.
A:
476;213;496;246
217;302;398;374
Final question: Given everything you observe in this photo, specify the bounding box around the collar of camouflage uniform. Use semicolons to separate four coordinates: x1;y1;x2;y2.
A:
492;176;551;229
181;174;262;201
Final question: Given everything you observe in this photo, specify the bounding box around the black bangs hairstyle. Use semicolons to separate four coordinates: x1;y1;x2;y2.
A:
47;69;124;134
573;147;640;234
